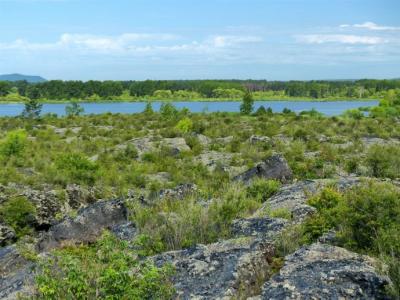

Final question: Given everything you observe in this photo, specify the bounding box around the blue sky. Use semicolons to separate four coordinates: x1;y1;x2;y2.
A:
0;0;399;80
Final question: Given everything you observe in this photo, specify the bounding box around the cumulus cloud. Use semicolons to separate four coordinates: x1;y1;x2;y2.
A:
297;34;386;45
340;22;400;31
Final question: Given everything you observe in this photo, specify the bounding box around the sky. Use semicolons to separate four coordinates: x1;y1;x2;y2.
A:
0;0;399;80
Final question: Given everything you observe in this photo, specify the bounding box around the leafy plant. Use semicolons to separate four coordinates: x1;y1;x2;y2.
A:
0;196;36;238
35;232;175;299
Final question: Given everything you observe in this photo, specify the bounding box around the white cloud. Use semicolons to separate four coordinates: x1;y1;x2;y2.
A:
340;22;400;31
297;34;386;45
0;33;262;56
210;35;263;48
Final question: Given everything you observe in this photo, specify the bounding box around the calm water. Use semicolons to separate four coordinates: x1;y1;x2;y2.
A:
0;100;378;117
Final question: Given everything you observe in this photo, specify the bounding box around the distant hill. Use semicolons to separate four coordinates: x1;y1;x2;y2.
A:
0;73;46;83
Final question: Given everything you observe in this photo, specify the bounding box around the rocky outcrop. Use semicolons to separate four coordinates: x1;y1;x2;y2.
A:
153;238;276;299
260;243;390;300
1;199;133;299
21;189;61;229
231;217;288;240
120;136;190;158
38;199;129;251
0;224;16;247
194;133;211;146
162;137;191;155
0;245;35;300
233;154;293;184
152;217;286;299
65;184;97;209
196;151;235;172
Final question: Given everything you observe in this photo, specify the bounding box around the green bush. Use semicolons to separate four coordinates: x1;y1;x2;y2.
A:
35;232;175;299
0;196;36;237
0;129;27;158
365;145;400;179
246;179;281;202
55;153;99;185
175;117;193;134
304;181;400;297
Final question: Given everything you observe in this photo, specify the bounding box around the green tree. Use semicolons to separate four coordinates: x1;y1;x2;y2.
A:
22;98;42;119
143;102;154;115
240;91;254;115
65;101;84;117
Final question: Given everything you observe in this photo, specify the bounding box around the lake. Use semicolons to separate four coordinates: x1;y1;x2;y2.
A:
0;100;378;117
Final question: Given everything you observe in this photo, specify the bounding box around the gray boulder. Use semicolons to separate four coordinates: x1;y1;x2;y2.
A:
153;238;276;299
196;151;235;172
0;223;16;247
152;217;287;299
233;154;293;184
38;199;129;251
0;245;35;300
260;243;390;300
231;217;288;239
162;137;191;155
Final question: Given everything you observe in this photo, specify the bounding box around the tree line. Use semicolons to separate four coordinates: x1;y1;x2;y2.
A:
1;79;400;101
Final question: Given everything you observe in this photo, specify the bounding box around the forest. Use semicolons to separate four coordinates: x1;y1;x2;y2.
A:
1;79;400;102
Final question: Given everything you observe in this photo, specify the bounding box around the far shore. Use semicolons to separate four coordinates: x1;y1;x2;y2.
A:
0;97;379;104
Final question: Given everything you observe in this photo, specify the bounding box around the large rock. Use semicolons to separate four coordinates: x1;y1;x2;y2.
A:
0;223;16;247
38;199;129;251
231;217;288;239
162;137;191;155
65;184;97;209
121;137;190;157
153;239;276;299
153;217;287;299
233;154;293;184
196;151;234;172
119;136;156;157
260;243;390;300
21;188;61;229
0;245;35;300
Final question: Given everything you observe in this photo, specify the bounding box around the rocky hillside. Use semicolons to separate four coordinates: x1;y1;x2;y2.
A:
0;110;399;299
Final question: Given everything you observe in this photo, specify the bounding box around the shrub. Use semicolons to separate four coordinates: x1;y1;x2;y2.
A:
175;117;193;134
0;196;36;237
305;181;400;296
35;232;175;299
55;153;99;185
0;129;27;158
160;103;178;120
365;145;400;179
246;179;281;202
